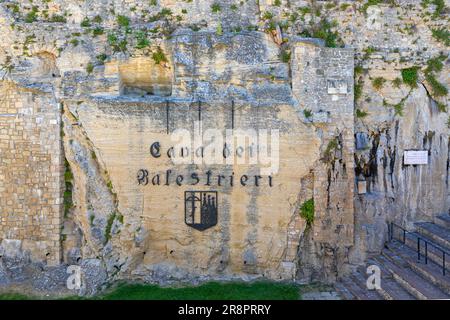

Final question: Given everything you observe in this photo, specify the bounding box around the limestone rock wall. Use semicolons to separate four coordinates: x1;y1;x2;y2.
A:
0;0;448;293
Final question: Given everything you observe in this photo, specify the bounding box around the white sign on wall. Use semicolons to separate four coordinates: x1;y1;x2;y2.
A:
404;150;428;165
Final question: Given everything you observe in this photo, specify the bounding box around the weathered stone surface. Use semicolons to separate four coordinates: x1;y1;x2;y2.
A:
0;0;448;295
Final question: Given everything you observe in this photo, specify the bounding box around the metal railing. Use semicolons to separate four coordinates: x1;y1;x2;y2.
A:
388;222;448;276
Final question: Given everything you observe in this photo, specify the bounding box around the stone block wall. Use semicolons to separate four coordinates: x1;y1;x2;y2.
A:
0;82;63;265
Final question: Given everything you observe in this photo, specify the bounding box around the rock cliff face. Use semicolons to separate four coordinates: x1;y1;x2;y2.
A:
0;0;448;295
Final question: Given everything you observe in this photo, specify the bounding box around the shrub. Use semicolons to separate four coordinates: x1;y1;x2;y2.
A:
426;73;448;97
69;38;79;46
216;23;223;35
431;28;450;46
372;77;386;90
394;102;404;116
80;17;91;27
92;15;103;23
152;47;168;64
280;49;290;63
401;67;419;88
274;0;281;6
96;53;108;63
262;11;274;20
426;55;445;74
86;63;94;74
300;199;314;226
92;27;104;36
211;3;221;13
354;82;363;101
436;102;447;112
50;15;67;23
135;31;150;49
303;109;312;118
117;15;130;27
25;7;39;23
356;109;369;118
392;77;402;88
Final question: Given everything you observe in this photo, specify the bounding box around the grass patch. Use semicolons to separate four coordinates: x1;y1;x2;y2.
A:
100;281;300;300
0;281;303;300
0;293;31;300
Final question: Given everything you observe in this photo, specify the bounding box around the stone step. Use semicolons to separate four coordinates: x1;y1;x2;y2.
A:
374;255;449;300
365;259;415;300
386;241;450;295
415;222;450;250
334;281;355;300
435;214;450;230
337;276;379;300
402;232;450;271
349;271;383;300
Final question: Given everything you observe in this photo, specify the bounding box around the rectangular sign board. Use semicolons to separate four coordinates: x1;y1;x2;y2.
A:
404;150;428;165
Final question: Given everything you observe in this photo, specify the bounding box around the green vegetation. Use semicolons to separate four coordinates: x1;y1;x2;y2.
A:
152;47;168;64
86;62;94;74
298;19;342;48
393;102;404;116
424;55;448;98
108;33;127;53
356;109;369;118
25;7;39;23
50;15;67;23
0;293;31;300
426;55;445;74
354;82;363;101
97;53;108;63
92;27;104;37
92;15;103;23
100;281;300;300
392;77;402;88
447;116;450;128
117;15;130;27
426;73;448;97
323;138;339;162
262;11;274;20
69;38;79;46
135;31;150;49
63;159;73;218
280;49;290;63
300;198;314;226
401;67;419;88
421;0;447;17
150;0;158;5
340;3;351;11
216;23;223;35
303;109;312;118
431;27;450;46
437;102;447;112
372;77;386;90
0;282;303;300
80;17;91;28
274;0;281;6
104;211;117;243
211;3;221;13
362;0;383;14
